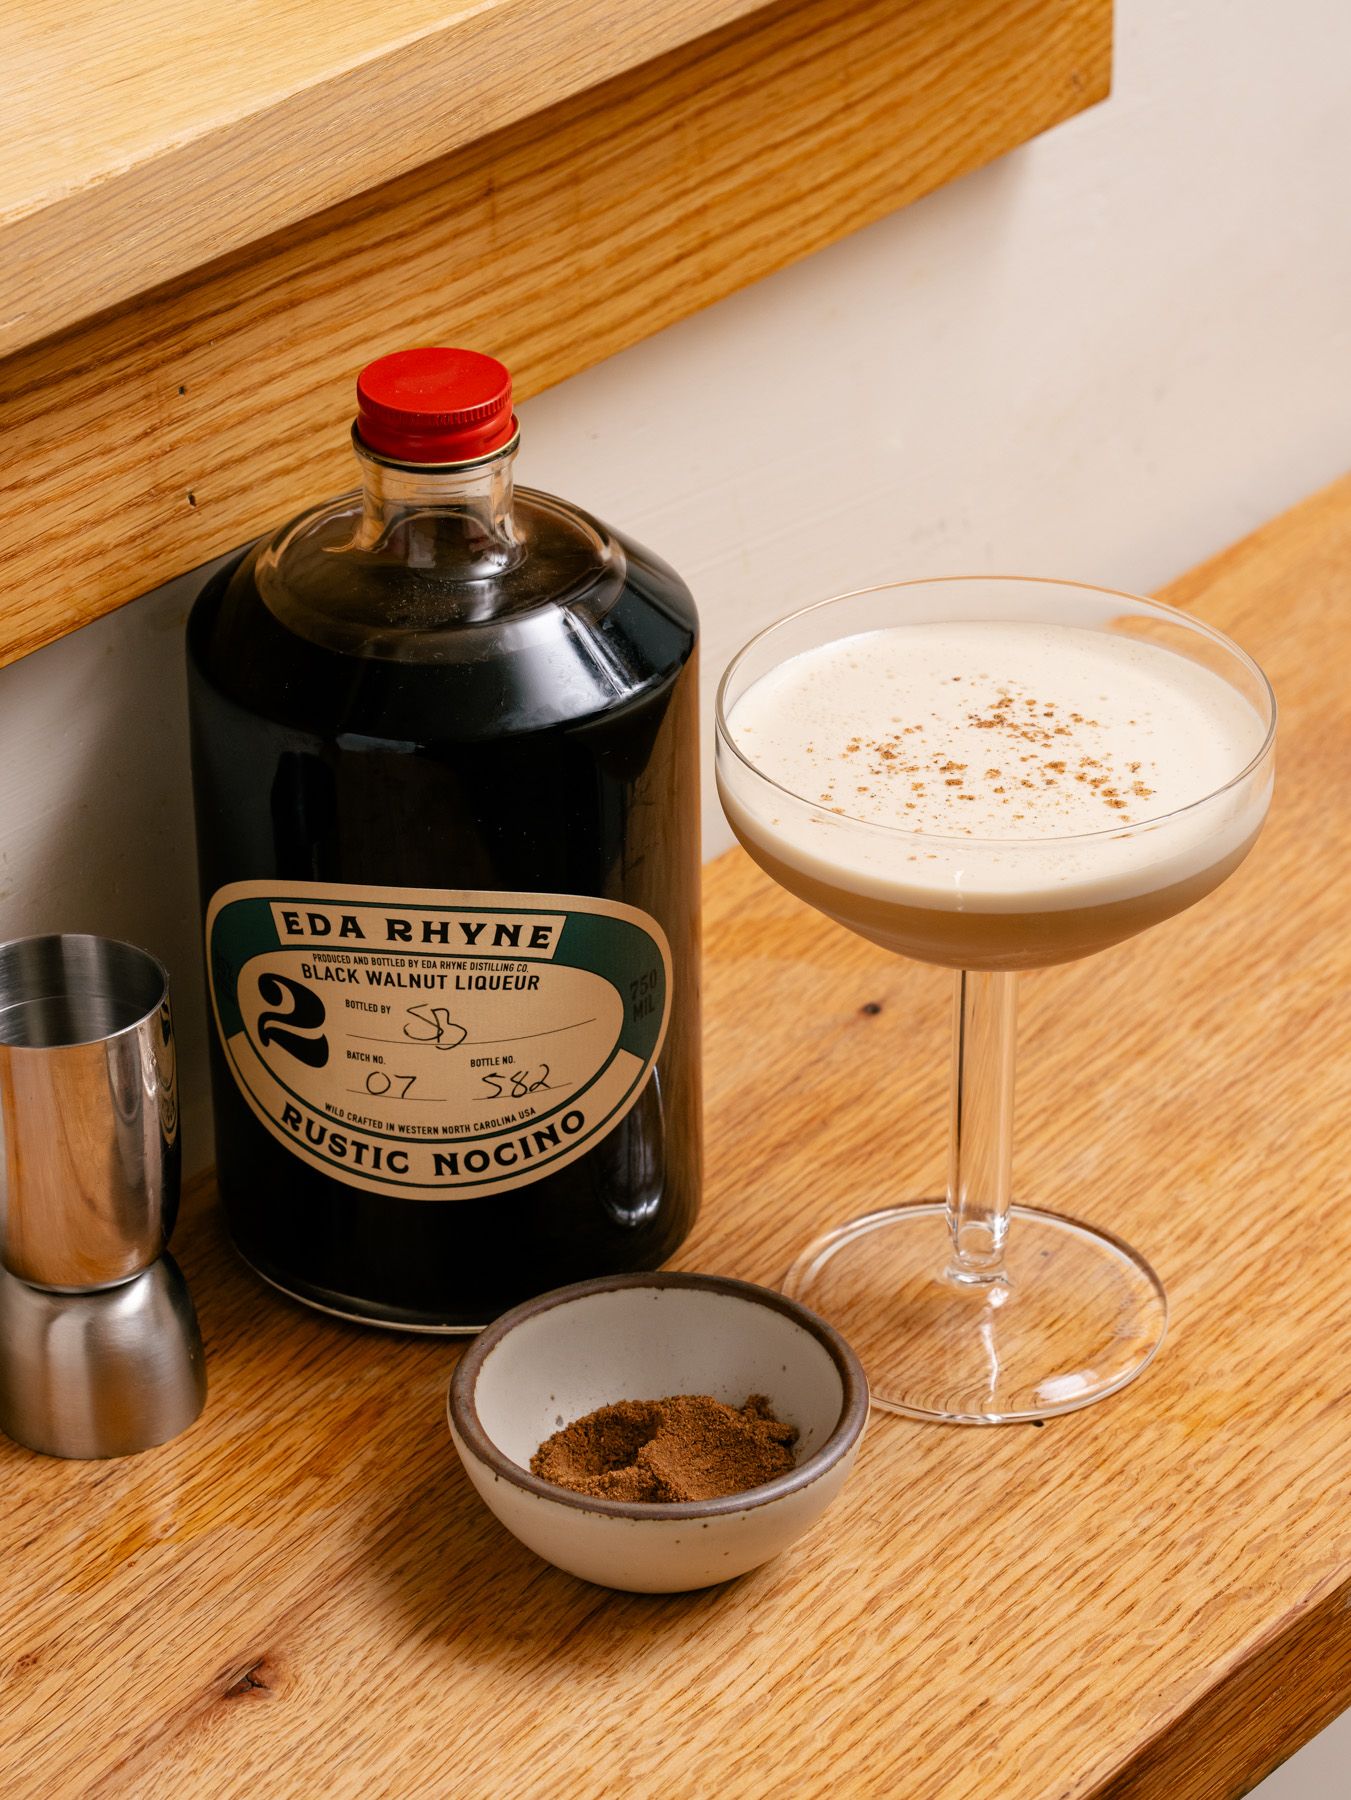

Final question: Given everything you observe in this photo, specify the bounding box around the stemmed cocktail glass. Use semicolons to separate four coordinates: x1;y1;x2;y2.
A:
716;578;1275;1422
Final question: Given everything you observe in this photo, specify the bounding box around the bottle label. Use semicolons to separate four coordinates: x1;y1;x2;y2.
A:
205;880;671;1201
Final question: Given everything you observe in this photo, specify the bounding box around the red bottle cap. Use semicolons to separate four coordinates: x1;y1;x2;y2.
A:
355;347;516;464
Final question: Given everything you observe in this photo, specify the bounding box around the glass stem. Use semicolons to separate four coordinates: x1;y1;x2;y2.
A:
945;970;1018;1284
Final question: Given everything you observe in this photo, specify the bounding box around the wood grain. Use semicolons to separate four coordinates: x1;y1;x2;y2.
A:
1;475;1347;1797
0;0;1111;669
1;0;774;354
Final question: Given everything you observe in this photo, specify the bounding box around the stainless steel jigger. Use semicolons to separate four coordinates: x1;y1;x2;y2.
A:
0;935;205;1458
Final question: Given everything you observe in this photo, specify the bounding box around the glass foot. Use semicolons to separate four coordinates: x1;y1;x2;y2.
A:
783;1201;1167;1423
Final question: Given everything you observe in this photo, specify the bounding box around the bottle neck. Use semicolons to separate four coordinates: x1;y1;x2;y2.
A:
353;433;522;577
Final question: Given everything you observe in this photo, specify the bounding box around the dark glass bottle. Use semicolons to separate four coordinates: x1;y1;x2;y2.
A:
186;348;700;1330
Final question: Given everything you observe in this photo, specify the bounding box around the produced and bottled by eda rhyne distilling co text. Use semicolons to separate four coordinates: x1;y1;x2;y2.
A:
187;348;701;1329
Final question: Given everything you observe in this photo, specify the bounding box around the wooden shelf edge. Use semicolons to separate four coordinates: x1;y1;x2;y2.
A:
1;0;774;357
0;0;1111;669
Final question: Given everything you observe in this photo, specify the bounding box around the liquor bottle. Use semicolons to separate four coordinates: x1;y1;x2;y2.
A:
186;348;701;1330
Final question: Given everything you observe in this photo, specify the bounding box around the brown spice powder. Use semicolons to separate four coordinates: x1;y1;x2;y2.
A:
530;1394;798;1503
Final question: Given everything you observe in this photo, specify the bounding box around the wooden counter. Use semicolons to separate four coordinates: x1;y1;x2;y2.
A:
2;476;1349;1797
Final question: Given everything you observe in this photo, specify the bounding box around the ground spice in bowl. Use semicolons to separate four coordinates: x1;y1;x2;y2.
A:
531;1393;798;1503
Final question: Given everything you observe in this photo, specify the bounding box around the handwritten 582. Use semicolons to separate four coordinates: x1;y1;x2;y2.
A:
478;1064;567;1100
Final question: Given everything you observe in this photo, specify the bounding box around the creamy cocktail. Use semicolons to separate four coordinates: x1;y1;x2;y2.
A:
719;619;1269;970
715;578;1275;1423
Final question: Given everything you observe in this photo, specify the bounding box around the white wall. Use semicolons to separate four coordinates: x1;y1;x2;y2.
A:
0;4;1345;1780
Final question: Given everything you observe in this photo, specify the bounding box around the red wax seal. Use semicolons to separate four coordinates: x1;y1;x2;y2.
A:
355;347;515;464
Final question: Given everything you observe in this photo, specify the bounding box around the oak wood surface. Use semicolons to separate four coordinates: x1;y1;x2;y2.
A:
1;0;774;354
0;0;1111;670
1;477;1347;1797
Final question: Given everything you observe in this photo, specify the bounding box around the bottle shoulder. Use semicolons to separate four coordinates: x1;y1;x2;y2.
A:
187;485;697;742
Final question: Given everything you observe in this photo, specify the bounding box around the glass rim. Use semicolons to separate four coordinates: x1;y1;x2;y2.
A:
713;574;1278;850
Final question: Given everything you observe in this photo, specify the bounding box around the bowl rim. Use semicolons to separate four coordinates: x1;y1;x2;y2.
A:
448;1271;869;1521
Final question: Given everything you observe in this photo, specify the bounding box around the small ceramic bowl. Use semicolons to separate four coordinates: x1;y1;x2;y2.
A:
448;1271;868;1593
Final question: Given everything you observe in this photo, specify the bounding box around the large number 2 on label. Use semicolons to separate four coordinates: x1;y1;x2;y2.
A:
257;974;330;1068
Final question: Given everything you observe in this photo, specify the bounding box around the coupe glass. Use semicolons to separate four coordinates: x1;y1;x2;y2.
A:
715;578;1275;1422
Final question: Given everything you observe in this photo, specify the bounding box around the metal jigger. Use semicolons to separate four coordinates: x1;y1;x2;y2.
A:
0;935;205;1459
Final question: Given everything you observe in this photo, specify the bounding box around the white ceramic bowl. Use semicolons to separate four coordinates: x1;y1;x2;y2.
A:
448;1271;868;1593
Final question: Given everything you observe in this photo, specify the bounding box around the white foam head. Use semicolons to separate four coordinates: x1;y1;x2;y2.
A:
721;617;1272;915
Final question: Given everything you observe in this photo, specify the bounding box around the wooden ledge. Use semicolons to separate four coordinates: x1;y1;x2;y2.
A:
0;0;1111;668
2;0;773;357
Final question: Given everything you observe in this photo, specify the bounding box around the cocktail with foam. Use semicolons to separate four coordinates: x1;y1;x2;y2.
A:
717;578;1275;1422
